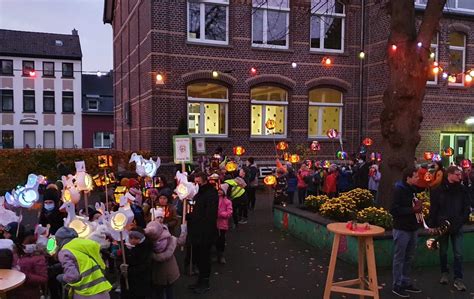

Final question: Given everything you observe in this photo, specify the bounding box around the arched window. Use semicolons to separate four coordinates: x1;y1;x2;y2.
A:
250;86;288;136
310;0;345;52
308;88;342;137
448;31;466;85
187;83;228;136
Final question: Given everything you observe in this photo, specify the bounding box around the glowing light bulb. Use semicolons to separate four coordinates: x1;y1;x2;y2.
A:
212;71;219;78
322;57;332;66
359;51;366;59
250;67;257;75
156;74;164;84
291;62;297;68
442;72;448;79
448;75;457;83
465;74;472;83
417;42;423;48
430;52;435;59
29;71;36;77
469;70;474;77
391;44;397;51
97;71;103;77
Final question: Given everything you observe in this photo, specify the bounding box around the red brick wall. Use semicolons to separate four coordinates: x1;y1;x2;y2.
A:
82;115;114;148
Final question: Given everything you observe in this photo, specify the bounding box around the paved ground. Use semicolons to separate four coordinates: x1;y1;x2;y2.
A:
175;190;474;299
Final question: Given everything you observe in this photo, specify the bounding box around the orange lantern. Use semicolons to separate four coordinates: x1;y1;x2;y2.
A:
276;141;288;151
423;151;434;161
225;161;238;172
283;152;290;161
264;175;276;186
443;147;454;157
327;129;338;139
265;119;276;130
98;155;113;168
424;172;433;182
362;138;373;146
310;141;320;151
289;154;300;164
233;146;246;156
461;159;472;169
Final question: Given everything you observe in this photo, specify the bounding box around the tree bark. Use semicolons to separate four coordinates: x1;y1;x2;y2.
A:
378;0;446;208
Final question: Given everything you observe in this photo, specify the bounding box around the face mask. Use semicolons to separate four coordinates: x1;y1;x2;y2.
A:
44;203;55;211
24;244;37;254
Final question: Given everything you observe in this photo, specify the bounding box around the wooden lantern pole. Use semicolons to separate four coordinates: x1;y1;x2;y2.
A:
119;231;129;290
104;169;109;212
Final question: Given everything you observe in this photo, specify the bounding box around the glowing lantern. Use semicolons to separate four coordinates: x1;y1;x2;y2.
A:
110;212;128;231
337;151;348;160
114;186;128;203
376;153;382;162
323;160;331;169
362;138;373;147
424;172;433;182
310;141;320;151
98;155;113;168
225;161;238;172
371;152;382;161
327;129;338;139
391;44;397;51
432;153;441;162
432;62;440;74
265;119;276;130
283;152;290;161
46;236;57;255
289;154;300;164
276;141;288;151
466;74;473;83
423;152;434;161
448;75;457;83
233;146;246;156
69;219;91;238
264;175;277;186
322;57;332;66
461;159;472;169
443;147;454;157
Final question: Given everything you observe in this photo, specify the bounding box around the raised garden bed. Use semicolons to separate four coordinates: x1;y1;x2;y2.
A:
273;205;474;267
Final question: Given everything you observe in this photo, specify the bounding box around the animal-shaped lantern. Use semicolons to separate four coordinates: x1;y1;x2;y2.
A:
60;201;94;239
129;153;161;177
0;196;19;226
74;161;94;191
424;152;434;161
5;174;45;208
362;138;373;147
327;129;338;139
323;160;331;169
276;141;288;151
233;146;246;156
310;141;320;152
175;171;199;200
61;174;81;204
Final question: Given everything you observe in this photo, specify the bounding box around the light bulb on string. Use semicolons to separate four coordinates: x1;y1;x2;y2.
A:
465;74;472;83
391;44;397;51
442;72;448;79
250;67;257;76
417;42;423;48
448;75;457;83
155;73;164;85
291;62;297;68
212;71;219;78
359;51;366;59
430;52;435;59
432;62;440;74
322;57;332;66
469;70;474;77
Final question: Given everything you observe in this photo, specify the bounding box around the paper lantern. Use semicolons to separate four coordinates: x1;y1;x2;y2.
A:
337;151;348;160
423;152;434;161
46;236;57;255
114;186;128;203
432;154;441;162
233;146;246;156
264;175;276;186
265;119;276;130
129;153;161;177
323;160;331;168
461;159;472;169
310;141;320;152
370;152;376;161
424;172;433;182
362;138;373;146
376;153;382;162
98;155;113;168
225;161;238;172
283;152;289;161
5;174;43;208
276;141;289;151
289;154;300;163
69;219;91;238
327;129;338;139
443;147;454;157
110;212;128;231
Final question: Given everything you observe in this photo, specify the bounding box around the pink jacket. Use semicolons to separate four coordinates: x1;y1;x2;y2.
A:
9;254;47;298
217;196;233;231
297;169;311;188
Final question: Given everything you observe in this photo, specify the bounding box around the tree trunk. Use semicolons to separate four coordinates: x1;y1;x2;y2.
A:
378;0;446;208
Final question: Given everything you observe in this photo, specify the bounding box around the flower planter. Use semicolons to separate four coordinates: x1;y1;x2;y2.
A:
274;205;474;267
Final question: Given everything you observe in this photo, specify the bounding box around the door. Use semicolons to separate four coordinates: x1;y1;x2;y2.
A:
440;133;472;166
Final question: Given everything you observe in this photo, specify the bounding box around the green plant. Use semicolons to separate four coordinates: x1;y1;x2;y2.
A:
304;194;328;212
416;191;430;218
341;188;374;210
319;195;357;221
357;207;393;229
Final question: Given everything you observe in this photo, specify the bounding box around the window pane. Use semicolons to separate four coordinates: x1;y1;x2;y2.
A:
43;91;55;112
458;0;474;9
321;106;340;134
103;133;111;147
324;17;342;50
43;62;54;76
312;0;344;14
204;103;225;134
23;61;34;76
267;10;287;46
62;63;73;77
62;131;74;148
23;90;35;112
265;105;285;135
253;0;288;8
310;16;321;48
308;106;320;136
1;90;13;112
448;49;463;83
309;88;342;104
24;131;35;148
2;131;14;149
252;9;264;44
1;60;13;75
251;86;287;102
449;32;465;47
93;132;103;148
251;105;263;135
188;103;201;134
62;92;74;112
204;4;226;41
44;131;55;149
188;83;227;99
188;2;200;39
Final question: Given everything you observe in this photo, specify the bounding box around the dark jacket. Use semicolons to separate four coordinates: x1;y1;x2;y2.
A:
188;183;218;245
390;181;420;231
286;173;298;193
353;162;369;189
39;208;66;235
122;239;153;298
130;204;146;228
428;182;471;233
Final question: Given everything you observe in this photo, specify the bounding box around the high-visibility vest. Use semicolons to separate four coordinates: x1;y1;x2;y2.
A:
225;179;245;199
62;238;112;297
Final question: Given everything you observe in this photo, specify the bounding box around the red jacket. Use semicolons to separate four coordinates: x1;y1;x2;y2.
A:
10;254;47;298
323;173;338;194
297;169;311;188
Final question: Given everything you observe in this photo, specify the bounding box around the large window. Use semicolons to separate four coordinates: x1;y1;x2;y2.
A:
23;131;36;148
62;131;74;148
22;61;34;76
43;91;55;113
93;132;114;148
62;91;74;113
1;131;14;149
188;0;229;44
0;60;13;75
251;86;287;136
415;0;474;12
427;34;439;84
448;31;465;85
43;131;55;149
308;88;343;137
62;63;74;78
252;0;290;48
43;62;55;77
1;90;13;112
187;83;228;136
310;0;345;52
23;90;35;113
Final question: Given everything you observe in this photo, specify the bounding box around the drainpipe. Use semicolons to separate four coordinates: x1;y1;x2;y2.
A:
358;0;366;146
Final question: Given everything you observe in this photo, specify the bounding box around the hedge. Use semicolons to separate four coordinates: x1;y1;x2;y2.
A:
0;149;152;194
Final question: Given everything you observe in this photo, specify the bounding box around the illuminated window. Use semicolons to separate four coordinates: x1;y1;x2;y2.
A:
448;31;466;85
308;88;342;137
310;0;345;52
427;34;438;84
252;0;290;49
251;86;287;136
187;83;228;136
188;0;229;44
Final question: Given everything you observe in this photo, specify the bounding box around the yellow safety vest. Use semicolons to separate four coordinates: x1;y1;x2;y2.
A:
62;238;112;297
225;179;245;199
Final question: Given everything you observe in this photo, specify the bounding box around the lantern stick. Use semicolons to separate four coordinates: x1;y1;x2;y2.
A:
181;161;186;173
104;169;109;212
84;191;89;213
181;198;187;252
119;231;129;290
338;134;344;153
16;209;23;237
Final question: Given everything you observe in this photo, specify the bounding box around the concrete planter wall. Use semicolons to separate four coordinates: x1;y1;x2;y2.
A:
273;205;474;267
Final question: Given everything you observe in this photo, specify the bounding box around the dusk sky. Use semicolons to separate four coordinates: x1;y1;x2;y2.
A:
0;0;113;73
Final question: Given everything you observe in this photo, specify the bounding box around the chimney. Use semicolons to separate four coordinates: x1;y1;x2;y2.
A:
72;28;78;35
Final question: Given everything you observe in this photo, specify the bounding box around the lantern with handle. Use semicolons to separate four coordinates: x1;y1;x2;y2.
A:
264;175;277;186
443;147;454;157
225;161;238;172
432;153;441;162
276;141;288;151
233;146;246;156
461;159;472;169
423;152;434;161
289;154;300;164
327;129;338;139
310;141;320;152
265;119;276;131
362;138;373;146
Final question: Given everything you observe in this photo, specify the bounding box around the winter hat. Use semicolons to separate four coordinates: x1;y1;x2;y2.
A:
148;188;159;197
129;227;145;240
4;222;25;243
55;227;78;249
150;207;165;221
220;183;229;195
371;164;379;171
144;221;164;241
43;187;60;203
127;178;140;189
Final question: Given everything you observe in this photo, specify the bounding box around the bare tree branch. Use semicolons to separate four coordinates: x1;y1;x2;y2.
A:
418;0;447;47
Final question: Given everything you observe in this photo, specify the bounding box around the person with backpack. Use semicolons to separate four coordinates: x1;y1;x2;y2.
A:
246;158;259;211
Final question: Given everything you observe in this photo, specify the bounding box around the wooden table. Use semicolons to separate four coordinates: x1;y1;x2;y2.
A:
323;222;385;299
0;269;26;299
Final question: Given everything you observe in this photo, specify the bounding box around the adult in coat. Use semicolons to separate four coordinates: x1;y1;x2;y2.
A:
187;172;218;294
39;186;66;235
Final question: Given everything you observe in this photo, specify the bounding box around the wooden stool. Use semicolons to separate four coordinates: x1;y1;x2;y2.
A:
0;269;26;299
323;222;385;299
